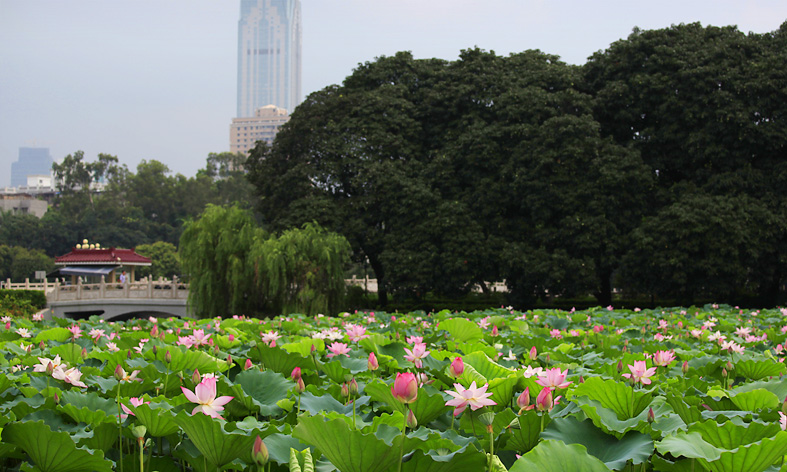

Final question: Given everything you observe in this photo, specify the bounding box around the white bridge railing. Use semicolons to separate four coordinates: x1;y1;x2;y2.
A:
1;277;188;302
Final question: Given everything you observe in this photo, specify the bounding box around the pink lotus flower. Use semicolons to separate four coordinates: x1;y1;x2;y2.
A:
780;412;786;431
406;336;423;344
391;372;418;404
549;329;563;339
516;388;530;411
15;328;31;338
120;397;149;419
652;350;676;367
54;366;87;388
181;376;233;419
449;356;464;378
260;330;281;346
327;342;351;358
345;324;369;342
522;365;544;379
445;381;497;416
622;361;657;385
535;368;572;389
404;343;430;368
68;325;82;340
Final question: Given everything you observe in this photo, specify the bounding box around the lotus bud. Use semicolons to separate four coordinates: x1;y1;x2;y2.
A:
682;361;689;375
127;350;132;359
114;364;125;381
81;347;88;359
252;436;268;466
150;325;158;337
449;356;464;378
578;375;585;384
348;378;358;396
295;377;306;394
226;355;233;367
406;409;418;430
228;334;235;342
244;358;253;370
546;354;550;365
782;397;787;415
192;369;201;384
491;325;499;337
529;346;537;360
213;345;219;354
165;350;172;364
291;367;302;381
617;360;623;373
310;344;316;354
367;352;379;371
391;372;418;404
39;341;46;350
53;393;60;405
726;361;733;371
46;361;55;376
341;382;350;398
159;331;166;341
4;322;9;330
517;388;530;412
722;368;728;378
647;407;655;424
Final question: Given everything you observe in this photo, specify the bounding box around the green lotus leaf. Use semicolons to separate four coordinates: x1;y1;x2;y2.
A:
1;420;113;472
0;373;14;396
298;391;361;416
656;431;724;461
32;327;71;344
733;359;786;381
282;336;324;357
541;416;654;469
502;409;549;454
665;393;702;425
459;407;517;438
579;396;671;438
462;352;515;381
48;343;85;366
293;414;403;472
145;346;226;374
339;356;369;373
130;402;180;437
249;342;310;376
402;444;488;472
571;377;653;420
58;390;118;425
80;422;117;452
731;379;787;400
172;410;256;469
509;439;612;472
729;389;780;411
322;359;351;383
364;379;449;425
232;368;293;416
439;318;484;343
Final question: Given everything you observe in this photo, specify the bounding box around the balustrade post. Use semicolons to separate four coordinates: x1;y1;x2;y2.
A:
100;275;106;298
76;278;83;300
123;278;130;298
172;275;178;298
25;278;30;290
53;280;60;301
147;276;153;298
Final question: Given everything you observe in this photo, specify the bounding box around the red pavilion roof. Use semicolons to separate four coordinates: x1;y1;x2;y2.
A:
55;247;152;266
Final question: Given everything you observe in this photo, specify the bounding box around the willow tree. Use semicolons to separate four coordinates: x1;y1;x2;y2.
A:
179;205;262;318
251;222;351;316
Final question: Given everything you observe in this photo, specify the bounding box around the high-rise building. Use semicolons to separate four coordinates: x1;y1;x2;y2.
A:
230;105;290;154
237;0;302;117
11;147;53;187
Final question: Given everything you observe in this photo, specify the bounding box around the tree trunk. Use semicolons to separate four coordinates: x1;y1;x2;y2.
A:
367;255;388;307
594;270;612;307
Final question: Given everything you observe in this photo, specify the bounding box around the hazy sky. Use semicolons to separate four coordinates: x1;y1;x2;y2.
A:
1;1;786;187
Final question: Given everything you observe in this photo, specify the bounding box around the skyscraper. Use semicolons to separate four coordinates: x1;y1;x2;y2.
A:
11;147;53;187
237;0;302;117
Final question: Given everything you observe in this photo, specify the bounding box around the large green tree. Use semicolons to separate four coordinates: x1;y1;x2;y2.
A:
248;49;649;306
584;22;787;303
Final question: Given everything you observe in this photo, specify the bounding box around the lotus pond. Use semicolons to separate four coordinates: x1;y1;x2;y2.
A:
1;305;787;471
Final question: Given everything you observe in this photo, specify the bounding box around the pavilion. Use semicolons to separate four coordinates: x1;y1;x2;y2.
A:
53;239;152;284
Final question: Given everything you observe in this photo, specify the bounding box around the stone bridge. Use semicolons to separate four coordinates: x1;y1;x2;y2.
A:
43;278;189;320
